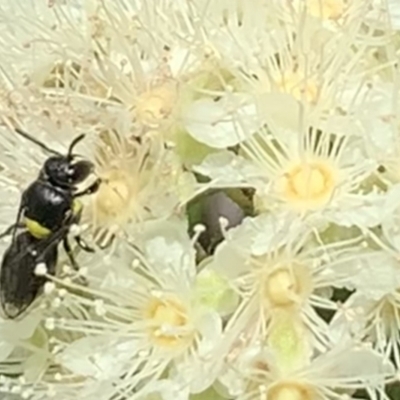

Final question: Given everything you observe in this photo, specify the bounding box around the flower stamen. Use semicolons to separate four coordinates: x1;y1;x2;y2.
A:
278;160;337;210
145;297;192;348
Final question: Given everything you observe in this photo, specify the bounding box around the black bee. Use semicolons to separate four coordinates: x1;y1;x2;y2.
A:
0;128;101;319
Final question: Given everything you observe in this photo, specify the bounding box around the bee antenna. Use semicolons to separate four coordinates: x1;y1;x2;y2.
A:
15;128;62;156
67;134;86;159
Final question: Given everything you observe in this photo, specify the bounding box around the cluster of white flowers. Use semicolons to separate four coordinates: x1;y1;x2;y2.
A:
1;0;400;399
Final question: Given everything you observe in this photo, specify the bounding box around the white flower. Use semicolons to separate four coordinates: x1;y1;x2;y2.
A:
332;289;400;369
41;224;224;399
195;125;382;229
204;0;288;71
208;213;364;352
217;339;394;400
0;313;42;365
182;94;261;148
0;0;86;86
0;1;186;138
0;0;399;399
330;232;400;368
0;310;119;400
84;129;196;247
209;0;380;137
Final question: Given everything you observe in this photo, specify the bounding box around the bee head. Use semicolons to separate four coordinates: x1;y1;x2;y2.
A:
42;157;94;188
41;134;94;188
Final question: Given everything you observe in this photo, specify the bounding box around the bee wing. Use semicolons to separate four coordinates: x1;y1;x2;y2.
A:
0;232;58;319
0;199;26;244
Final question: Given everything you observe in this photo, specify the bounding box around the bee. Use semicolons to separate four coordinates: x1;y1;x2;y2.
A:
0;129;101;319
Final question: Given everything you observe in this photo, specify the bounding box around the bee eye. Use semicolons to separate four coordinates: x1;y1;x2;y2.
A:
71;160;94;183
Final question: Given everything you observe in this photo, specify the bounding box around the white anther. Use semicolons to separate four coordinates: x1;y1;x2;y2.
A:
34;263;47;276
219;216;229;229
44;282;56;295
193;224;206;233
69;224;82;236
94;299;106;316
62;265;72;275
45;318;55;330
132;259;140;268
52;298;61;309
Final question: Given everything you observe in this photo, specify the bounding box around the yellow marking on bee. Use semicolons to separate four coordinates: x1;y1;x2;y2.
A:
72;199;83;216
24;217;51;239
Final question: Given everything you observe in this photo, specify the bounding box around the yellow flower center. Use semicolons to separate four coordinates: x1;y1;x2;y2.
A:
278;160;337;211
94;169;133;219
265;269;297;307
88;132;147;247
268;382;313;400
145;297;192;348
89;167;138;247
277;72;318;104
136;83;177;128
292;165;326;197
260;261;312;310
306;0;346;20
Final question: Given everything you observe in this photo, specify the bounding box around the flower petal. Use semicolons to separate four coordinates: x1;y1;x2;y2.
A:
194;151;261;186
183;96;260;148
58;337;136;380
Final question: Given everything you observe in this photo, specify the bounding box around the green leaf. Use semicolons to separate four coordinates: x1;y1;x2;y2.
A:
190;386;225;400
175;128;218;166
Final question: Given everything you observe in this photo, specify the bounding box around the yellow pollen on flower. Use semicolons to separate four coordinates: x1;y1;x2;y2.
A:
265;268;298;307
306;0;346;20
87;131;147;246
260;261;312;310
278;160;337;211
94;169;134;220
136;83;178;128
145;297;192;348
276;72;318;104
268;382;313;400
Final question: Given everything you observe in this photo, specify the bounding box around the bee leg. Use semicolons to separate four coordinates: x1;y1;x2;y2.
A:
74;178;102;198
0;222;24;239
62;237;80;271
62;237;88;286
75;235;95;253
0;224;16;239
